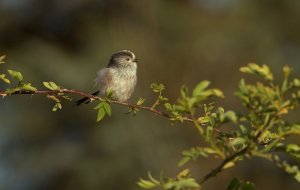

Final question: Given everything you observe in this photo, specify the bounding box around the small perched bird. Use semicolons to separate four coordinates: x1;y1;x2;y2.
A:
76;50;137;105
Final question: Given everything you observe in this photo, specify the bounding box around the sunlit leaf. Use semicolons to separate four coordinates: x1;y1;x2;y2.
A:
22;83;37;91
43;81;59;90
137;97;145;106
96;107;106;122
240;63;273;81
103;102;111;116
0;55;6;64
0;74;10;84
151;83;165;93
193;80;210;96
223;161;235;169
8;69;23;82
52;103;62;112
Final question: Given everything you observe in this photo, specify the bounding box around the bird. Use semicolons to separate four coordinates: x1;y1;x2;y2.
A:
76;50;137;105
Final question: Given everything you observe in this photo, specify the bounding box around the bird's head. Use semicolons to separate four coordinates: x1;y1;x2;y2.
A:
108;50;137;68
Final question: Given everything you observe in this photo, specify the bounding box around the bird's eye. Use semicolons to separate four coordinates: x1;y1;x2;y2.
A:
126;58;130;61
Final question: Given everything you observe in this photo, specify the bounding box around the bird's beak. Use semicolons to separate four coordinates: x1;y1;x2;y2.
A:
134;58;138;63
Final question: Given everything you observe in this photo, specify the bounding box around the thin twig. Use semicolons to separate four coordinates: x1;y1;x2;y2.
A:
0;89;228;136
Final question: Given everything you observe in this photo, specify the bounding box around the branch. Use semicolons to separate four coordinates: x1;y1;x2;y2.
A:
0;89;228;136
199;146;248;184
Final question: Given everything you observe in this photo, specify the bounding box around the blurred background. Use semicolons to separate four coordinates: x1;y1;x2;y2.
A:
0;0;299;189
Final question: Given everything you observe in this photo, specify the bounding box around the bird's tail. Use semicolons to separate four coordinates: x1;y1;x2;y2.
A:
76;91;100;106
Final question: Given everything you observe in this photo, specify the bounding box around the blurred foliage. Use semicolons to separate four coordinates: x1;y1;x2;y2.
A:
1;0;300;190
138;64;299;189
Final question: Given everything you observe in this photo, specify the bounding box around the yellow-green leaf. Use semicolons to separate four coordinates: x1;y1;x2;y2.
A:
8;70;23;82
22;83;37;91
193;80;210;96
223;161;235;169
137;97;145;105
97;107;106;122
0;74;10;84
0;55;6;64
103;102;111;116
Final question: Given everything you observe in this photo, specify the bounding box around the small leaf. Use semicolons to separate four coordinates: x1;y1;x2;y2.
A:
43;81;59;90
151;83;165;93
283;65;291;79
97;107;106;122
8;70;23;82
147;172;160;185
137;97;145;105
178;157;191;167
22;83;37;91
0;55;6;64
227;178;256;190
240;63;273;81
0;74;11;84
137;178;158;189
47;95;60;103
193;80;210;96
103;102;111;116
210;89;225;98
180;85;189;98
49;81;59;90
177;169;190;179
227;177;241;190
94;102;103;110
52;103;62;112
229;137;246;147
164;103;173;111
223;161;235;169
293;78;300;87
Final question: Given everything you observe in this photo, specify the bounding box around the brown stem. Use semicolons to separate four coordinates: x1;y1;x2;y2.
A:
0;89;228;136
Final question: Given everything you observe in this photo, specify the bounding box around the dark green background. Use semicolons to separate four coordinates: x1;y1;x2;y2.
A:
0;0;299;189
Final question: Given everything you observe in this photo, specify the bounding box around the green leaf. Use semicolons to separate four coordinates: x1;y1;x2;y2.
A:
163;178;200;190
137;178;158;189
0;74;11;84
240;63;273;81
223;161;235;169
229;137;247;148
164;103;173;111
227;177;241;190
96;107;106;122
178;157;191;167
283;65;291;79
103;102;111;116
137;97;145;106
293;78;300;87
0;55;6;64
227;178;256;190
52;103;62;112
180;85;189;98
43;81;59;90
210;89;224;98
193;80;210;96
22;83;37;91
94;102;107;122
151;83;165;93
220;110;238;123
47;95;60;103
137;172;160;189
8;69;23;82
94;102;103;110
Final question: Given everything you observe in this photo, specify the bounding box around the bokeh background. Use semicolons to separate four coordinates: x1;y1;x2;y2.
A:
0;0;299;189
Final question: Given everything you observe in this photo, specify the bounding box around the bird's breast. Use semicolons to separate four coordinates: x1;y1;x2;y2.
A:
107;67;137;102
